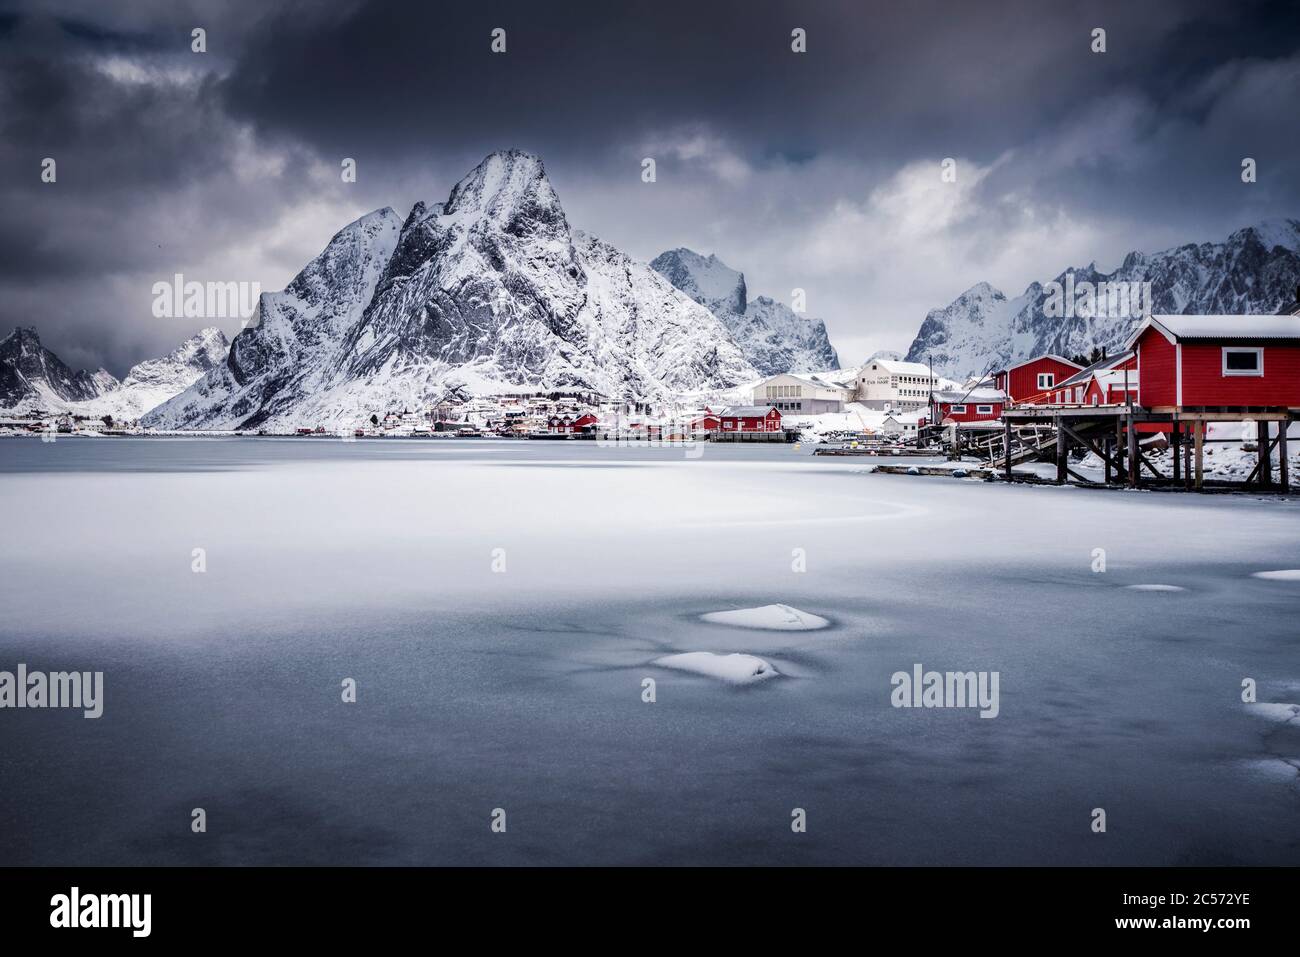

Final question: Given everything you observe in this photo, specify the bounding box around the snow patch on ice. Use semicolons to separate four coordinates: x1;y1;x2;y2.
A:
1244;703;1300;724
1125;584;1185;592
1251;569;1300;582
700;604;830;631
654;652;778;684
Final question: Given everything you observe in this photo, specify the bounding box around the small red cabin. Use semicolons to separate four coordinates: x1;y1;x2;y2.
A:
547;412;599;433
930;389;1005;423
1081;370;1138;406
1125;315;1300;409
689;410;721;431
993;355;1084;404
718;406;783;432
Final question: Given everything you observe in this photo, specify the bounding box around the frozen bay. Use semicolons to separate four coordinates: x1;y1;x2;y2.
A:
1;437;1298;865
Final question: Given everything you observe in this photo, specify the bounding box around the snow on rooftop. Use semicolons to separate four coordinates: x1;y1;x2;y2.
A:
869;358;934;376
1148;315;1300;340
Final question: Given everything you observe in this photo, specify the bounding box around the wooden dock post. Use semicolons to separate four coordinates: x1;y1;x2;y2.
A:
1126;413;1139;488
1103;433;1112;484
1171;420;1180;483
1280;421;1290;493
1055;416;1067;484
1194;420;1204;490
1257;420;1274;489
1003;419;1012;482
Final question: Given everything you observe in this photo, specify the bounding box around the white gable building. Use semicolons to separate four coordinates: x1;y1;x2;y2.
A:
853;359;938;411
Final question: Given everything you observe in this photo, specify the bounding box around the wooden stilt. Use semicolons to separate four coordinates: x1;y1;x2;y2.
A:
1171;420;1180;483
1127;414;1139;488
1194;421;1204;490
1280;421;1290;493
1055;416;1067;484
1104;434;1112;484
1257;420;1274;489
1003;418;1012;482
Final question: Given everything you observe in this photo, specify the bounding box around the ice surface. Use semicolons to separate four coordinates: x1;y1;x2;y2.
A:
1;439;1298;866
700;604;830;631
654;652;779;684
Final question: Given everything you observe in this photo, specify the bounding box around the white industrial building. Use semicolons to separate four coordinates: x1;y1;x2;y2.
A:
853;359;939;411
751;373;851;414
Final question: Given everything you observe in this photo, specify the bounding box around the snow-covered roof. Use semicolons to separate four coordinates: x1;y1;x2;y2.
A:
868;359;934;376
720;405;779;417
753;372;849;392
1093;370;1137;389
993;354;1084;374
931;389;1006;404
1126;314;1300;348
1054;349;1134;389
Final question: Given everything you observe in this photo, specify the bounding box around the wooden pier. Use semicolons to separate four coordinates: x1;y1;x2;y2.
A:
996;405;1295;493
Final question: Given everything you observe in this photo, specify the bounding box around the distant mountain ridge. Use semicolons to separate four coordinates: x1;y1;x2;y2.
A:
0;327;118;414
905;219;1300;378
650;247;840;375
0;326;230;419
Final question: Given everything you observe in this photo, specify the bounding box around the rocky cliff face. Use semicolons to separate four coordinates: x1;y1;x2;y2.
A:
650;247;839;375
147;151;756;430
0;327;118;414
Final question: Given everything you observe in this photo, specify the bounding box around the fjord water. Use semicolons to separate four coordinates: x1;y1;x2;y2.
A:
0;437;1297;865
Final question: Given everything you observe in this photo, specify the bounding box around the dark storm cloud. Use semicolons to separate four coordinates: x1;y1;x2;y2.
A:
1;0;1299;372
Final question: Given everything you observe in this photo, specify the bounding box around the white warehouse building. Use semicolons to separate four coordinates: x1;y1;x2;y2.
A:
853;359;939;411
751;373;851;414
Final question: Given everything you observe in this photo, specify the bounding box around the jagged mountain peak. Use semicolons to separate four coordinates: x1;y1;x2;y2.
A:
906;217;1300;378
650;246;838;375
440;150;563;230
145;151;756;430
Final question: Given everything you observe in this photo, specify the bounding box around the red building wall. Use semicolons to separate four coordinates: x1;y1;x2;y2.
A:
721;410;782;432
939;401;1003;422
1179;343;1300;406
997;357;1083;403
1135;330;1177;407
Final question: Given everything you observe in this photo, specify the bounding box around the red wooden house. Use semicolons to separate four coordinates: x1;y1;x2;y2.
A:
930;389;1005;423
689;410;721;432
992;355;1084;404
718;406;783;432
1124;315;1300;409
547;412;599;433
1080;370;1138;406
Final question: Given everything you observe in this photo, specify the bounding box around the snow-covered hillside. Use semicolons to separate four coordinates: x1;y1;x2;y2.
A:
906;219;1300;378
0;328;118;414
650;247;839;375
148;151;756;430
69;327;229;420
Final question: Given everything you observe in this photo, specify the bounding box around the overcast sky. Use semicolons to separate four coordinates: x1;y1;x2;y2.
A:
2;0;1299;375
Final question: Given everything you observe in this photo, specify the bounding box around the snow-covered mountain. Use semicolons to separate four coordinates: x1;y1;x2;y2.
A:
69;327;229;420
0;327;118;414
650;248;839;375
905;219;1300;379
147;151;756;430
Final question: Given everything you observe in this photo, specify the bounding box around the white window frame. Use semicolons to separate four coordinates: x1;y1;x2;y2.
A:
1037;373;1055;389
950;404;967;414
976;404;993;414
1222;347;1263;377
